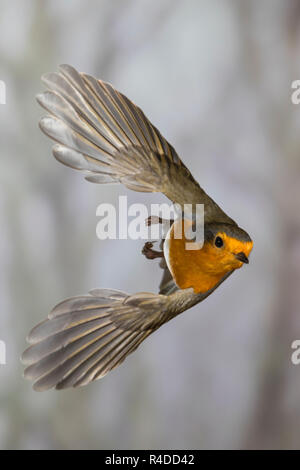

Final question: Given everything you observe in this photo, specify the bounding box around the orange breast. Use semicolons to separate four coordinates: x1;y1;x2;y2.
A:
164;219;230;294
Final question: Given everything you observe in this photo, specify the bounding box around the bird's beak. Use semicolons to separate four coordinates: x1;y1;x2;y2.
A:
235;252;249;264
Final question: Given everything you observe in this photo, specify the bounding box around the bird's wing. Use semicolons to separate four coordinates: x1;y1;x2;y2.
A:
22;274;232;391
159;261;178;295
37;64;233;224
158;238;178;295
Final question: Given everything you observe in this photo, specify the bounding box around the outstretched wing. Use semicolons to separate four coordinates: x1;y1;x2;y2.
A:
22;273;233;391
37;64;233;224
22;288;171;391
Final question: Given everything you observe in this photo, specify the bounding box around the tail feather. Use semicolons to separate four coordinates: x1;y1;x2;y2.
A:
22;289;168;391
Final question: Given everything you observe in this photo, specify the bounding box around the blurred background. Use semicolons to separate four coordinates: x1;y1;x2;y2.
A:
0;0;300;450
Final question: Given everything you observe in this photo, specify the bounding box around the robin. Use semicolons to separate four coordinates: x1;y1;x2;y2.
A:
22;65;253;391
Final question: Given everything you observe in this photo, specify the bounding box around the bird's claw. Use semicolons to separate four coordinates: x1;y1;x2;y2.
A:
142;241;163;260
145;216;161;226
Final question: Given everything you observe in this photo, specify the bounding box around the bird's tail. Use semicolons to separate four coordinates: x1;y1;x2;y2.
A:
21;289;170;391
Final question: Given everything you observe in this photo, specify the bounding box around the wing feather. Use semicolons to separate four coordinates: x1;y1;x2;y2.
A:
37;64;233;223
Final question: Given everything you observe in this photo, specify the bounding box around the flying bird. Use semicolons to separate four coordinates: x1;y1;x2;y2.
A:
22;65;253;391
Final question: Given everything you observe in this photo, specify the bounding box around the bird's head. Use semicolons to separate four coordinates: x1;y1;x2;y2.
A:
165;219;253;293
203;223;253;274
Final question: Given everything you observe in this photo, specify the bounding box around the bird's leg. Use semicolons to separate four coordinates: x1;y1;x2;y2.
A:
142;242;164;260
145;216;174;226
143;217;173;260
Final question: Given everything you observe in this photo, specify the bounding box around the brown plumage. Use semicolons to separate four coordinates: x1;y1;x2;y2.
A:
22;65;253;391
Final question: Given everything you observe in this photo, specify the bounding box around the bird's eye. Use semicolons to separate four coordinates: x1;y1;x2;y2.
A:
215;236;223;248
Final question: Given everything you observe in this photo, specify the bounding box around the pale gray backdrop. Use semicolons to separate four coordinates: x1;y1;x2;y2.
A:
0;0;300;449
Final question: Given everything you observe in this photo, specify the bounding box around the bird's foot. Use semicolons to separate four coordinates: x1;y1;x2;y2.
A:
145;216;163;226
145;215;174;226
142;241;164;259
